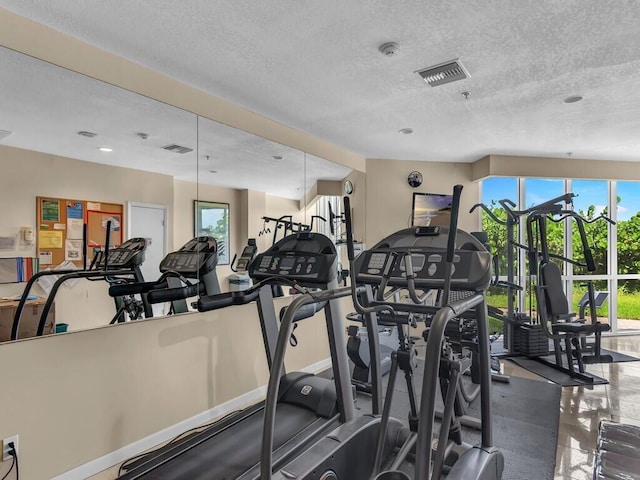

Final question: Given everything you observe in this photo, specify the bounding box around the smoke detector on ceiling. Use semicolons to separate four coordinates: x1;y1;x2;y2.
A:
163;144;194;154
378;42;400;56
0;130;12;142
416;58;470;87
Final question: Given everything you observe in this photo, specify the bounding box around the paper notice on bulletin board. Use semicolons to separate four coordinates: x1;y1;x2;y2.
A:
41;199;60;222
67;218;84;240
65;239;83;261
39;251;53;265
67;201;83;219
39;230;63;249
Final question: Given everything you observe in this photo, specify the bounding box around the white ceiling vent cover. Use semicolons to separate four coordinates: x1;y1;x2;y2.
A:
163;144;193;154
416;59;470;87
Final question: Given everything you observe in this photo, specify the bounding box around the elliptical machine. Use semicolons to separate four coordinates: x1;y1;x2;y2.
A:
259;185;504;480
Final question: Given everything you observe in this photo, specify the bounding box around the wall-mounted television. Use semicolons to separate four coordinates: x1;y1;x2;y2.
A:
411;192;453;227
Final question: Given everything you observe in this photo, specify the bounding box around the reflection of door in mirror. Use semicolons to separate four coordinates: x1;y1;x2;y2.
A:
128;202;168;316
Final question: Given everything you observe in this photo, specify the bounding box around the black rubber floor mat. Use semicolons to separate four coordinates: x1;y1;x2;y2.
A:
508;357;609;387
357;360;561;480
593;348;640;363
492;338;639;363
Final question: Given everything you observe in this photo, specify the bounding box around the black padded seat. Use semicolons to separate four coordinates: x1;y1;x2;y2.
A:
538;261;611;374
552;322;605;334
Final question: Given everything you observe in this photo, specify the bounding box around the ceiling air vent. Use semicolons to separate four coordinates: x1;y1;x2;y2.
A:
163;144;193;154
416;58;470;87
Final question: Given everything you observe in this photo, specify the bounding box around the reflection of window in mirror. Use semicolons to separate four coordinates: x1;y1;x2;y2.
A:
316;196;343;242
194;201;230;264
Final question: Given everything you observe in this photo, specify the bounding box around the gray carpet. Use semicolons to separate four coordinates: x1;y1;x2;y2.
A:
355;359;561;480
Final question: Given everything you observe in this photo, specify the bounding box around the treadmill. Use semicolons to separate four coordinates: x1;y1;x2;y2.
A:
12;237;149;339
117;232;354;480
107;236;221;315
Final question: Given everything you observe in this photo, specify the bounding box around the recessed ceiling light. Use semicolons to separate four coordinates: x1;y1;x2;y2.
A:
563;95;584;104
98;147;113;152
398;128;414;135
208;170;217;174
78;131;97;138
272;155;283;160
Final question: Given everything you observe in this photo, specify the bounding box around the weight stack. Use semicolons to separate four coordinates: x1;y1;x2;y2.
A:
513;323;549;356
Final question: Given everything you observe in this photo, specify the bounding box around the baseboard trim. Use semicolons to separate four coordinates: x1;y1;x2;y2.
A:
51;357;332;480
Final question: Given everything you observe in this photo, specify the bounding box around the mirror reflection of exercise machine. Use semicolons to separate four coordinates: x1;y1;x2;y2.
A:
107;236;221;315
12;228;149;339
159;236;220;313
229;239;258;292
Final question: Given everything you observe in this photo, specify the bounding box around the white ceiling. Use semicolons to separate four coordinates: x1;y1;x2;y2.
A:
1;1;640;167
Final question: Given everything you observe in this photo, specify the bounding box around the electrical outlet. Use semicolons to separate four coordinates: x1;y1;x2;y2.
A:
2;435;18;462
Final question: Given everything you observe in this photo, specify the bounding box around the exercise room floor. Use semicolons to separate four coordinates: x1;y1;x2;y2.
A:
88;336;640;480
545;336;640;480
500;336;640;480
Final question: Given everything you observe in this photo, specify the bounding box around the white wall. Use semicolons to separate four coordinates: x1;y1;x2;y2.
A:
365;158;480;246
0;298;330;480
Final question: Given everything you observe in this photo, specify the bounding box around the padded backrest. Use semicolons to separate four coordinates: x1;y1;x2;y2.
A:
540;262;569;317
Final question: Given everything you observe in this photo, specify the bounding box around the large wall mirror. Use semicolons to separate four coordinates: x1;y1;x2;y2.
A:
0;44;353;344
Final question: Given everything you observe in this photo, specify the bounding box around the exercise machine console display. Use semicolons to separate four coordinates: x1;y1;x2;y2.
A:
235;243;257;272
160;236;218;276
95;237;147;269
354;227;492;292
250;232;338;286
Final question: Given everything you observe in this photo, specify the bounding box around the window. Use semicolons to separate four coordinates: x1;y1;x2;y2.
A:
572;180;609;275
480;177;518;279
616;182;640;330
194;201;230;265
480;177;640;333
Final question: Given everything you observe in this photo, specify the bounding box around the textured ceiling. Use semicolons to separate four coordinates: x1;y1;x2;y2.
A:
1;1;640;165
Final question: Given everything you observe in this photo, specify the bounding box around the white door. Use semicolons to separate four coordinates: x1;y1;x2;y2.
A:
128;202;168;316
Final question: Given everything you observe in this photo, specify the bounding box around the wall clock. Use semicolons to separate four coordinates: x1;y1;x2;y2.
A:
408;171;423;188
344;180;354;195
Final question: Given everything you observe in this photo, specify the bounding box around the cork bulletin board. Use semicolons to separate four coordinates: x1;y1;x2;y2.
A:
36;196;123;267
